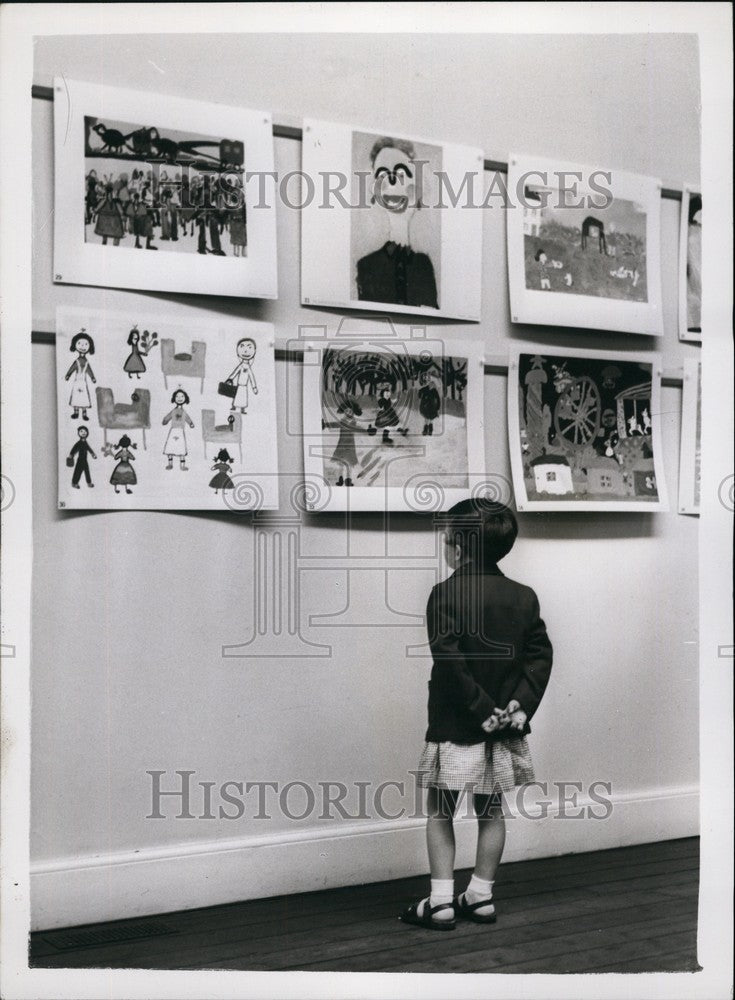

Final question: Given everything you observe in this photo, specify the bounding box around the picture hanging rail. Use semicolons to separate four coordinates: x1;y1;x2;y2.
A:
31;329;686;388
31;84;686;202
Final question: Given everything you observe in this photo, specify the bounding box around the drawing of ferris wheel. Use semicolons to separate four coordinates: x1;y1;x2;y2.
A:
554;375;601;446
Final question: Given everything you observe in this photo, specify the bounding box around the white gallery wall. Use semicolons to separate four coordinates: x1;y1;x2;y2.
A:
30;32;701;930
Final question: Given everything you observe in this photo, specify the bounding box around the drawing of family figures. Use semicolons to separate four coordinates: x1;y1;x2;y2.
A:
223;338;258;414
209;449;235;494
64;330;97;420
162;388;195;470
123;326;159;378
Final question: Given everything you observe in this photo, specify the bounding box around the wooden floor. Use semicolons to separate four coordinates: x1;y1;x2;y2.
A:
30;837;699;974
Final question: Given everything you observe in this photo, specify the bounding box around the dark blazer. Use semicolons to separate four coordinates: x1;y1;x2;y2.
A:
356;242;438;308
425;561;552;744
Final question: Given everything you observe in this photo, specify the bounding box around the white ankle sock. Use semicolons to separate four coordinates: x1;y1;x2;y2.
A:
420;878;454;920
463;874;495;915
466;874;493;899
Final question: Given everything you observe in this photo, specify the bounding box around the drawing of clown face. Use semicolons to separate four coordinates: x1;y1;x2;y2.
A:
372;145;419;219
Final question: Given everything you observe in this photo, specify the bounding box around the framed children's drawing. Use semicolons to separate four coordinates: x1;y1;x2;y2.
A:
508;346;668;512
678;358;701;515
56;306;279;511
300;119;484;321
678;187;702;342
507;154;664;336
301;330;486;512
53;78;278;299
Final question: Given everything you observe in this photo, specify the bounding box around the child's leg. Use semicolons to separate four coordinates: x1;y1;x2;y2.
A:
473;792;505;881
422;787;459;921
399;785;460;929
458;792;505;918
426;786;458;879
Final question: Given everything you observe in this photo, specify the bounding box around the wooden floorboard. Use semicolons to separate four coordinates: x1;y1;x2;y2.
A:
30;836;697;959
30;837;699;975
220;895;696;973
591;950;702;973
33;835;697;949
31;860;698;969
30;848;698;956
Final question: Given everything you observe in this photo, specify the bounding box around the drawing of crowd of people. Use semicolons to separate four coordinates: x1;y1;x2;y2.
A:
84;116;247;256
85;167;247;256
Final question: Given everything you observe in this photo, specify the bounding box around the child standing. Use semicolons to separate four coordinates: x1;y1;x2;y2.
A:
535;248;551;290
401;499;552;931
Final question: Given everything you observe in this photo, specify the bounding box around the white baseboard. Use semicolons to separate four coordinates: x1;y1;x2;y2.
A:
30;784;699;931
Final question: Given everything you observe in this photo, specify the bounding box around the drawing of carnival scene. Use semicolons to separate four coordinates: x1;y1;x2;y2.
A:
320;347;469;488
84;117;247;256
517;353;659;502
523;186;648;302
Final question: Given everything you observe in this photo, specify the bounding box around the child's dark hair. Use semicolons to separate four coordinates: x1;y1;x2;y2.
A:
171;388;190;404
214;448;233;462
444;498;518;566
534;248;546;262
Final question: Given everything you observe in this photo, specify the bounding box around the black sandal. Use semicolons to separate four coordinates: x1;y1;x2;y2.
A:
399;899;456;931
454;893;497;924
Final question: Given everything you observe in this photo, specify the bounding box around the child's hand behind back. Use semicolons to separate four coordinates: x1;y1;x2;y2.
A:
508;708;527;732
481;714;500;734
489;700;526;733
